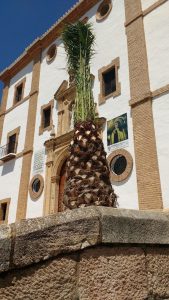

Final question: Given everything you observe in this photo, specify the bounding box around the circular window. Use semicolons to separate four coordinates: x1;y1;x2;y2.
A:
107;149;133;182
32;178;41;193
100;3;110;17
96;0;112;21
111;155;127;175
46;44;57;62
29;175;44;200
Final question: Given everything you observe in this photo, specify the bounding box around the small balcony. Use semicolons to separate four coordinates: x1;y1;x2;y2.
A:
0;142;17;162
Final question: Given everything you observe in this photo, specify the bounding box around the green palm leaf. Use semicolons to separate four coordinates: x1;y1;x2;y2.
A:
62;21;96;124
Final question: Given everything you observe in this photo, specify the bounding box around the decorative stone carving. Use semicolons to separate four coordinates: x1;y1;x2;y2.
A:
54;80;76;136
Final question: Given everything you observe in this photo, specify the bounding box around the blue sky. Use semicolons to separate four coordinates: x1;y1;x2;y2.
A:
0;0;78;101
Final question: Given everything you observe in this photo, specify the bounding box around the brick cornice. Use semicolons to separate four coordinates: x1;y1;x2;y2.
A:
143;0;168;16
152;83;169;98
129;83;169;106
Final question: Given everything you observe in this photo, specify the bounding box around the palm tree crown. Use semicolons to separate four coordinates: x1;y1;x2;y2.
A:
62;22;96;124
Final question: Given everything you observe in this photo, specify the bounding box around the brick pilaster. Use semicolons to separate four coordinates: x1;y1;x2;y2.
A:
124;0;163;209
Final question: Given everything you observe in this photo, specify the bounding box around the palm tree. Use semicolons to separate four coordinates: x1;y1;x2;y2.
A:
62;21;117;209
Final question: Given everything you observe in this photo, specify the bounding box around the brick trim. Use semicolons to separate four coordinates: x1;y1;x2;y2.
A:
39;99;54;135
125;0;168;26
124;0;142;27
0;81;9;145
143;0;168;16
124;0;163;210
16;51;42;221
129;92;152;107
128;83;169;106
152;84;169;98
98;57;121;105
107;149;133;182
125;11;143;27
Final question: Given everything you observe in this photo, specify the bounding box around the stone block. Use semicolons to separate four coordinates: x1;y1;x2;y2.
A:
98;207;169;244
0;254;77;300
146;247;169;298
13;207;100;267
78;246;148;300
0;224;11;272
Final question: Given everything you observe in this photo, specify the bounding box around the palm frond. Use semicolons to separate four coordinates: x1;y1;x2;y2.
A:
62;22;95;76
62;21;96;124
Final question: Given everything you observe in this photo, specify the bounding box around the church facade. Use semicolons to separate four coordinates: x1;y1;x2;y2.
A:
0;0;169;224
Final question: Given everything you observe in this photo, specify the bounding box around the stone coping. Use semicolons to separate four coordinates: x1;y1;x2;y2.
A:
1;206;169;273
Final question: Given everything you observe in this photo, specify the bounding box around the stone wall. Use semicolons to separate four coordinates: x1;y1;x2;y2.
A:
1;207;169;299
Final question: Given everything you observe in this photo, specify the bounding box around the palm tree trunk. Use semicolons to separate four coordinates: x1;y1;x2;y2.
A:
63;121;117;209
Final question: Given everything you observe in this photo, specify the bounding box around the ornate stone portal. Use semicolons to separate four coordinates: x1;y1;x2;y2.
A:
43;130;74;215
43;80;75;216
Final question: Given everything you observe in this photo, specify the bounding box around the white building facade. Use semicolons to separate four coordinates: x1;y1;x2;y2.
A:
0;0;168;224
